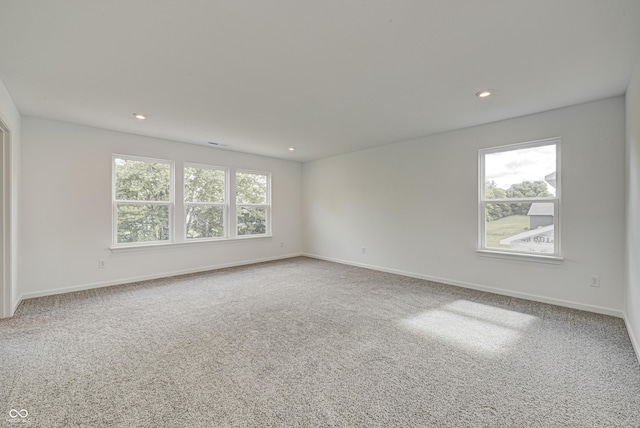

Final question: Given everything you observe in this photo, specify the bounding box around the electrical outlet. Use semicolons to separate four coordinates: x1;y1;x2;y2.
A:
280;242;284;248
98;260;106;269
361;247;366;254
589;275;600;287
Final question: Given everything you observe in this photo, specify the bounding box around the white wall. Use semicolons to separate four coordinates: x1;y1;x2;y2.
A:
625;54;640;355
20;117;302;297
0;77;21;315
304;97;626;315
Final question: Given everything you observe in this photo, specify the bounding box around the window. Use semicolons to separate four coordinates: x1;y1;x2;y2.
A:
184;164;227;240
112;156;272;248
236;170;270;236
113;155;173;245
479;138;560;257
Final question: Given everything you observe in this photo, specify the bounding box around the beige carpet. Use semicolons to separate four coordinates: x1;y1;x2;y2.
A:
1;257;639;427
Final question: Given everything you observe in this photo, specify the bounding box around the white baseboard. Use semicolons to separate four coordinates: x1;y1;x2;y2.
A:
20;253;304;300
623;311;640;363
0;294;24;318
12;294;22;314
16;251;629;324
303;253;624;318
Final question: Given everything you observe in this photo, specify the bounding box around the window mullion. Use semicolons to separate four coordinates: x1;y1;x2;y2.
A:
173;161;183;243
115;200;172;205
186;202;225;207
482;197;558;204
230;169;237;238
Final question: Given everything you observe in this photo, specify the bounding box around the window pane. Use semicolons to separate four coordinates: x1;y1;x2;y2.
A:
236;172;267;204
186;205;224;239
185;167;225;203
485;202;554;254
116;204;169;243
115;158;170;201
237;206;266;235
485;145;556;199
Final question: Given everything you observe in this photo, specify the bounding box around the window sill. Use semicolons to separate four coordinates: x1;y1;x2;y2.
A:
476;249;564;265
110;235;272;253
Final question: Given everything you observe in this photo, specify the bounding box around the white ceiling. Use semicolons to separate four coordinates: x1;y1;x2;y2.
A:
1;1;639;162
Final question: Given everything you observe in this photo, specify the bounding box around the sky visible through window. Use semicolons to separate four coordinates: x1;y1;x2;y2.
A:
485;145;556;196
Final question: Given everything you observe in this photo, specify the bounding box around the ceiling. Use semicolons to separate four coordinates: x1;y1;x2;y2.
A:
1;1;639;162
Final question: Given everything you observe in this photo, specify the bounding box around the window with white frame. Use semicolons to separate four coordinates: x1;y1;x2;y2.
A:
184;164;227;240
236;170;270;236
113;155;173;245
479;138;560;257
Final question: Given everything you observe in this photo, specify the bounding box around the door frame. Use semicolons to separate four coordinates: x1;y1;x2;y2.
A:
1;118;13;318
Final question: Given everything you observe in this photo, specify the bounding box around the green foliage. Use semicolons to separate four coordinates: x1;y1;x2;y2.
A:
115;160;269;242
184;167;226;239
115;158;170;201
484;180;506;199
236;172;268;235
505;180;551;199
186;206;224;239
485;181;510;221
237;207;266;235
115;158;171;243
117;205;169;243
185;167;225;203
236;172;267;204
506;181;550;215
485;180;550;221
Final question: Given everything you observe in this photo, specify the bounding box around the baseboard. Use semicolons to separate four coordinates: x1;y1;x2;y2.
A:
18;251;627;322
303;253;624;318
623;311;640;363
1;294;23;318
21;253;304;300
12;293;22;314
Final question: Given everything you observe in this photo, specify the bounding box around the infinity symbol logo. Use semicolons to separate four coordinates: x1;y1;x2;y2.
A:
9;409;28;418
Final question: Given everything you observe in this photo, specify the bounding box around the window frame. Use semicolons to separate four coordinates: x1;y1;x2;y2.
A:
234;169;272;238
478;137;562;260
112;154;175;247
111;157;273;251
183;162;228;241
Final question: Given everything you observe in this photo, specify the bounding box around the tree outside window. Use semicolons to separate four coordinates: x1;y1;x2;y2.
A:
112;157;272;247
479;139;560;257
185;165;226;239
236;171;270;236
113;156;173;244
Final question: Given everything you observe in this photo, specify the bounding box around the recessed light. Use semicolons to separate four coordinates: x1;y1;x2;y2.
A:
133;113;146;120
475;90;491;98
288;147;296;151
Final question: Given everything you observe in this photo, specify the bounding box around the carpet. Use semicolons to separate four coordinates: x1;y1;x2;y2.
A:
1;257;639;427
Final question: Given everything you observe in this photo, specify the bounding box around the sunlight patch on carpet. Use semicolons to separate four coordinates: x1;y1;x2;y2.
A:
399;300;538;357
